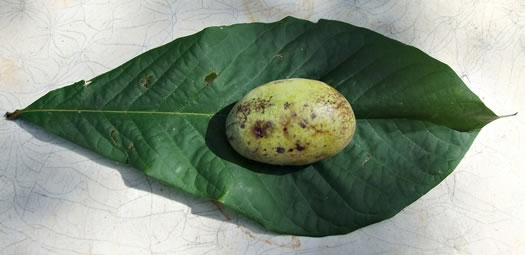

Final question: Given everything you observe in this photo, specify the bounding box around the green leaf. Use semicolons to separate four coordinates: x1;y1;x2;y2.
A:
6;17;497;236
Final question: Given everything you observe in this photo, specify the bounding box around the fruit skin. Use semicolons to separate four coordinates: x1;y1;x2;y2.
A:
225;78;356;165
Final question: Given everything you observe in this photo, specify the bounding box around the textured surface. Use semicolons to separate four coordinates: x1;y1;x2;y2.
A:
225;78;356;165
1;0;524;253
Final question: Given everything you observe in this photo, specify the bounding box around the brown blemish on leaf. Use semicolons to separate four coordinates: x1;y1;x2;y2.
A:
204;72;218;86
252;120;273;138
139;74;153;88
362;153;371;167
274;54;283;60
240;123;245;129
276;147;285;153
110;130;118;145
127;143;136;152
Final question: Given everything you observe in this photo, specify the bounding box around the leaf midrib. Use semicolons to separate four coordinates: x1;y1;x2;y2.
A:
13;109;217;117
10;108;488;132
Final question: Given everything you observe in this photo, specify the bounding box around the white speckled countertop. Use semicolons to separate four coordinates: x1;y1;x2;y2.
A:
1;1;524;254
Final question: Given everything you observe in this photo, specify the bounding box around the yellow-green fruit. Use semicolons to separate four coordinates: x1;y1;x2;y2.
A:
225;78;356;165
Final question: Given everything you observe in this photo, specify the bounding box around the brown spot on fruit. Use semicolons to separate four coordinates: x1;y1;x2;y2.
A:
235;97;274;115
236;104;248;114
235;103;251;126
299;120;308;128
276;147;285;153
283;102;290;109
288;148;293;152
296;143;305;151
281;119;291;136
308;124;328;135
310;113;316;119
240;123;245;129
254;97;273;114
252;120;273;139
253;128;263;138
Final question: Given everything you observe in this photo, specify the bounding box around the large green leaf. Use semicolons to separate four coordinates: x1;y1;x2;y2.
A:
6;17;497;236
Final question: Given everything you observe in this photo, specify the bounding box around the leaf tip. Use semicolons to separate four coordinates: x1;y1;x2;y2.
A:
498;112;518;119
476;111;518;129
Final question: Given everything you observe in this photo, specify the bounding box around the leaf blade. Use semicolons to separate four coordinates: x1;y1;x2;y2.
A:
10;16;495;236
